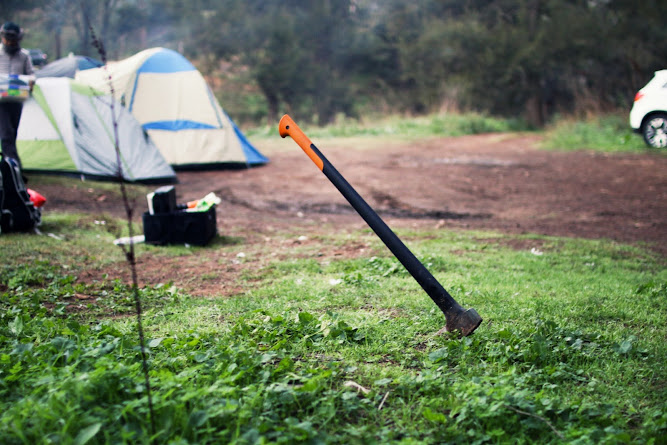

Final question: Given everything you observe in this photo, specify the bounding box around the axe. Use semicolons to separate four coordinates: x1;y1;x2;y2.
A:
279;115;482;336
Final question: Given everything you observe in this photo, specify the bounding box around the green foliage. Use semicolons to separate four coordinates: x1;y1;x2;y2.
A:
0;213;665;442
247;112;530;141
10;0;667;126
542;114;654;152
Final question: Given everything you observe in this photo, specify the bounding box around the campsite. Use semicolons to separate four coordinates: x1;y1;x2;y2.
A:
2;118;666;443
17;48;267;179
1;1;666;443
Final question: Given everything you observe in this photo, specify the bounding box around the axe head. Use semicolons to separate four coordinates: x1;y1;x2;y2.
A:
437;307;482;337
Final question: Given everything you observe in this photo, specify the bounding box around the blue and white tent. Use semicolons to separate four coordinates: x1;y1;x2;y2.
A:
36;54;104;78
76;47;268;169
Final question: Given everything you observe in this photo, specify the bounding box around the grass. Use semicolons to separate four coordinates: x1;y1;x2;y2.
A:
1;210;665;444
0;118;663;443
247;111;662;156
541;114;651;153
246;112;530;153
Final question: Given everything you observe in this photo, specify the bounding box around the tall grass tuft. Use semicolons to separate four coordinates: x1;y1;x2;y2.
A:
542;114;650;152
251;111;661;155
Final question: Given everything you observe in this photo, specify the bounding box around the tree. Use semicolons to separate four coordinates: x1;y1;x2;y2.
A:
67;0;122;56
11;0;667;126
43;0;69;59
377;0;667;125
187;0;368;124
0;0;40;20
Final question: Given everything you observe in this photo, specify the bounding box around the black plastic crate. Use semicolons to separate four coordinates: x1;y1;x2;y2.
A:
148;185;176;214
142;205;217;246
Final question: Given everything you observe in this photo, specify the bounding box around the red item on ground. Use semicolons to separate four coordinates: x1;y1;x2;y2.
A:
27;188;46;207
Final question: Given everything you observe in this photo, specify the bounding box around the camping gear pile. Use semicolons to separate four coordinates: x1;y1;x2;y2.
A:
11;47;266;245
0;156;42;233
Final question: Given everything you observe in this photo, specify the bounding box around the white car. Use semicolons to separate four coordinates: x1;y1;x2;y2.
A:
630;69;667;148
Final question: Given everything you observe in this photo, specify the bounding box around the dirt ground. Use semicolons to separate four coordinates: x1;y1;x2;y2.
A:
35;133;666;295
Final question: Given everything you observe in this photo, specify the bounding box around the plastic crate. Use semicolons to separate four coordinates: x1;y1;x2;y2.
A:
142;205;217;246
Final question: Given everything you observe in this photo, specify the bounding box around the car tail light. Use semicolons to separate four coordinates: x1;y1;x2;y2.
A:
634;91;644;102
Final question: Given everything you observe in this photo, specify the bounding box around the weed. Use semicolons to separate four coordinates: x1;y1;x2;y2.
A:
0;215;665;443
542;114;650;152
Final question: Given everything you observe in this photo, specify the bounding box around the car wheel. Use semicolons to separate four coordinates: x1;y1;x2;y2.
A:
642;113;667;148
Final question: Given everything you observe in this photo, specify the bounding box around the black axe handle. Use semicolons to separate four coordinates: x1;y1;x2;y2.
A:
279;115;482;336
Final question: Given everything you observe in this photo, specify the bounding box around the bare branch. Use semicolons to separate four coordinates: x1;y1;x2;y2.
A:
90;26;157;442
505;405;565;440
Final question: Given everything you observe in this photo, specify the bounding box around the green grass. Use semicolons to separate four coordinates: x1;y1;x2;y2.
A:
248;111;663;156
1;213;665;444
246;112;530;141
247;112;533;157
541;114;651;153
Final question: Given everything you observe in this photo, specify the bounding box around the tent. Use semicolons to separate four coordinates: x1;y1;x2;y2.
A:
36;54;104;78
75;47;268;169
17;77;177;183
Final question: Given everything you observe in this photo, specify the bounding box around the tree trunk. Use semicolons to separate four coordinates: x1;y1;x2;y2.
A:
524;94;545;128
265;92;279;127
55;29;62;59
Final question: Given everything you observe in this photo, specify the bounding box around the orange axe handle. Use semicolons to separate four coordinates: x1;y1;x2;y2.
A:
279;115;324;171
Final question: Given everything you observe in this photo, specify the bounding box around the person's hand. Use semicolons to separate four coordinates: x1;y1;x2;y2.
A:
28;79;34;94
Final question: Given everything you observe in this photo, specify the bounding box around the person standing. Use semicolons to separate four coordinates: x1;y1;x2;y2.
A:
0;21;34;171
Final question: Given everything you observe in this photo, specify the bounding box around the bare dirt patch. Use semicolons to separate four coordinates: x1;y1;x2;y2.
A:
32;133;667;294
